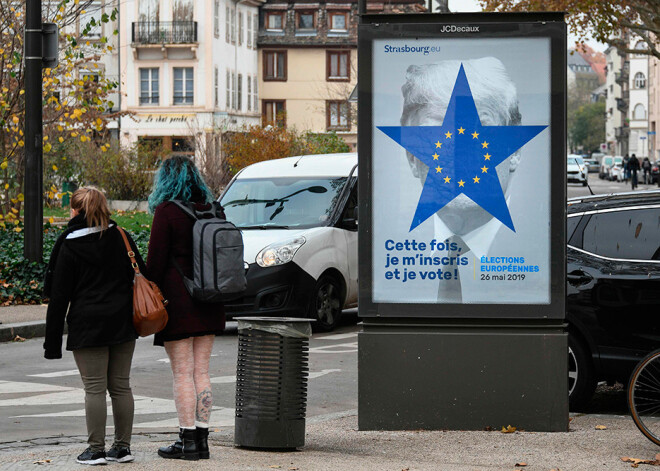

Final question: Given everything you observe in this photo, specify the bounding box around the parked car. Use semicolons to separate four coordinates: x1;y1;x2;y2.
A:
650;161;660;184
608;162;624;182
583;158;599;173
566;190;660;410
567;156;588;186
599;156;614;179
219;153;358;331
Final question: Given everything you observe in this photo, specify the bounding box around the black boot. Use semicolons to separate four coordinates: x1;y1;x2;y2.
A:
196;427;210;459
158;428;199;460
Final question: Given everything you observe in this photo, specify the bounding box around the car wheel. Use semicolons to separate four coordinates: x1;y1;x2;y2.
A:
307;274;343;332
568;334;597;411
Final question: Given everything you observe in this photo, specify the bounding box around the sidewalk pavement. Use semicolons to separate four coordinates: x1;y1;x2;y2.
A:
1;412;659;470
0;305;49;343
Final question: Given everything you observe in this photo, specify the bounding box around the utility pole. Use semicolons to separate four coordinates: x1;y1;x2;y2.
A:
24;0;43;262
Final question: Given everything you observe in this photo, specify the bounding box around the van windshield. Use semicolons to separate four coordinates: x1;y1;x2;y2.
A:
220;177;348;229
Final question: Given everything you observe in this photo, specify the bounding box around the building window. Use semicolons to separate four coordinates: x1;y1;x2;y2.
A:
635;72;646;89
266;12;284;31
225;6;230;43
328;12;348;32
226;70;231;109
296;12;315;31
247;76;252;111
231;71;236;109
635;40;646;57
214;0;220;37
80;1;102;38
327;101;350;130
214;67;219;107
173;67;193;105
633;103;646;120
237;74;243;111
139;68;159;105
238;12;243;46
327;51;350;81
264;50;287;81
253;76;258;112
230;7;236;44
253;14;258;48
172;137;195;156
247;12;252;48
263;100;285;127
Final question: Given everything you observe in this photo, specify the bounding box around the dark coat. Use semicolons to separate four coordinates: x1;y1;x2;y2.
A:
43;216;143;359
147;201;226;346
629;156;640;172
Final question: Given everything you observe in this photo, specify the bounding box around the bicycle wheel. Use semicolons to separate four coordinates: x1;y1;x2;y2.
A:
628;350;660;446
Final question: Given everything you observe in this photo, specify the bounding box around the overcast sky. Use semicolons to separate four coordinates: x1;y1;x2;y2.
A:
448;0;607;52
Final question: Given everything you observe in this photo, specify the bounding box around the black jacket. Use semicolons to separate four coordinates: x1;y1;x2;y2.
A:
43;216;145;359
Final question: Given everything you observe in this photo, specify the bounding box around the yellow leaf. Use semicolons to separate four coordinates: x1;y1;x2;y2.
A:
17;193;24;202
19;90;24;95
11;116;18;124
14;219;20;225
44;143;52;153
595;425;607;430
500;425;517;434
59;137;64;143
17;140;24;147
4;184;8;189
48;217;54;224
0;161;7;170
13;226;21;233
43;135;48;141
3;87;8;93
52;164;58;171
57;125;63;131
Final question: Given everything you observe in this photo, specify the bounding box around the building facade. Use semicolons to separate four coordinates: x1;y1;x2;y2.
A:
604;46;625;156
257;0;425;150
118;0;263;160
648;53;659;161
628;38;649;158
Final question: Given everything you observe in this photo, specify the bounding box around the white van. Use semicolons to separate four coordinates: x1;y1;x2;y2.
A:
218;153;358;331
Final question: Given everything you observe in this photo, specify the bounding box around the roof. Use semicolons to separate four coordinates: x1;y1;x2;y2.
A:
567;190;660;214
236;153;358;179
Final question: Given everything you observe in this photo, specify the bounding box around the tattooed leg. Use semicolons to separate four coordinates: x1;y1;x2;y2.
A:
192;335;215;426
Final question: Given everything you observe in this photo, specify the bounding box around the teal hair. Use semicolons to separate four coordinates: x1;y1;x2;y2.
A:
148;156;214;213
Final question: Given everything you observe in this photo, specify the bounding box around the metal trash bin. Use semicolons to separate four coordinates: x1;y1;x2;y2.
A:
234;317;313;449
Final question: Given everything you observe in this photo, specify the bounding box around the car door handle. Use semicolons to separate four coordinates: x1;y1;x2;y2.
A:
567;270;593;285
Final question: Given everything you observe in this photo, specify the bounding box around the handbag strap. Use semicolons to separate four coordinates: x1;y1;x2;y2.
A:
117;227;141;275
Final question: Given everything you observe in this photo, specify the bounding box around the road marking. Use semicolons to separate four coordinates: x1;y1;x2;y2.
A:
316;333;357;341
309;342;358;354
0;381;74;394
28;369;80;378
135;408;235;429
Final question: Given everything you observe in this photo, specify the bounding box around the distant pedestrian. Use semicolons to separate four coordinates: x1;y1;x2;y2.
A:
146;156;226;461
642;157;652;184
623;154;630;183
44;187;144;465
629;154;640;190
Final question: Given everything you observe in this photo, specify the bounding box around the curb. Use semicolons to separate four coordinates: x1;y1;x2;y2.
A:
0;320;61;343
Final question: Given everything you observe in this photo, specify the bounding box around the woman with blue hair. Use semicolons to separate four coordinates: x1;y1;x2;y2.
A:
146;156;225;461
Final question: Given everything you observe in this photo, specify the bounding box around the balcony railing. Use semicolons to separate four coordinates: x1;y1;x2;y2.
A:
132;21;198;45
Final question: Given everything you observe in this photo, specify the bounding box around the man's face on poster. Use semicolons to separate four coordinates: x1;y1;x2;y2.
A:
400;59;521;236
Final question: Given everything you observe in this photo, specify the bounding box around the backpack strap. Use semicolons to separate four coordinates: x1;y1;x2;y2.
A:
172;200;198;220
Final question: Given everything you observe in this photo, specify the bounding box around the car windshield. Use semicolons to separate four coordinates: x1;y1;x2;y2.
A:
220;177;348;229
568;158;579;165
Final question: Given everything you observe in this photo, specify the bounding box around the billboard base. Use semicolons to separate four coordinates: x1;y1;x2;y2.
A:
358;320;568;432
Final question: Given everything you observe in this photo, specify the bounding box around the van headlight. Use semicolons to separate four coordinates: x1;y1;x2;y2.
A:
256;237;306;267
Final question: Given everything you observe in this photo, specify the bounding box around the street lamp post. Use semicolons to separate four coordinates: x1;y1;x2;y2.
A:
24;0;43;262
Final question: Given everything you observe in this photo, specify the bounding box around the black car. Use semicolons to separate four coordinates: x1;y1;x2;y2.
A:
567;190;660;410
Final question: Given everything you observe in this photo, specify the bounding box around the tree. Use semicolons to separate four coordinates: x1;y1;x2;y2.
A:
478;0;660;59
0;0;120;229
569;100;606;154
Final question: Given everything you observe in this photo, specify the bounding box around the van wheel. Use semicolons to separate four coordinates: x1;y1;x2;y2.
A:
568;334;597;412
308;275;343;332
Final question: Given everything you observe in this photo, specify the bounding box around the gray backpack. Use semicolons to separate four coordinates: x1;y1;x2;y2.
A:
172;200;246;302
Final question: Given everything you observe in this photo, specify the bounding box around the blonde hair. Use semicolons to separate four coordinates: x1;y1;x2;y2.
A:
70;186;111;230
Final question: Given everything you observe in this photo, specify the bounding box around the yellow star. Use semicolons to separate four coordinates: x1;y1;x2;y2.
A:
484;153;491;161
435;166;442;173
481;165;488;173
432;153;439;160
472;132;479;139
458;180;465;187
435;141;442;148
473;176;480;184
445;131;452;139
444;176;451;184
482;141;489;149
458;127;465;134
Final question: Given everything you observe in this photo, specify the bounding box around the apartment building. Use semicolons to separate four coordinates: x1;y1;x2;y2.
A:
118;0;263;159
604;46;625;156
257;0;425;150
628;39;649;158
648;54;659;161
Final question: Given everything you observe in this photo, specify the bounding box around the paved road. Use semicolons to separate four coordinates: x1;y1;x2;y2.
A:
567;172;658;198
0;316;359;443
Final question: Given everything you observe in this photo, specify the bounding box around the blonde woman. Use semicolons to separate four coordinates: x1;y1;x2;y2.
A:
44;187;145;465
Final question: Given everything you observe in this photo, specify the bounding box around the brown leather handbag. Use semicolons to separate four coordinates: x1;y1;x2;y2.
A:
117;227;168;337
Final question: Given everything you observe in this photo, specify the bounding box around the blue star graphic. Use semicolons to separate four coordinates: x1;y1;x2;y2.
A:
378;64;547;232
